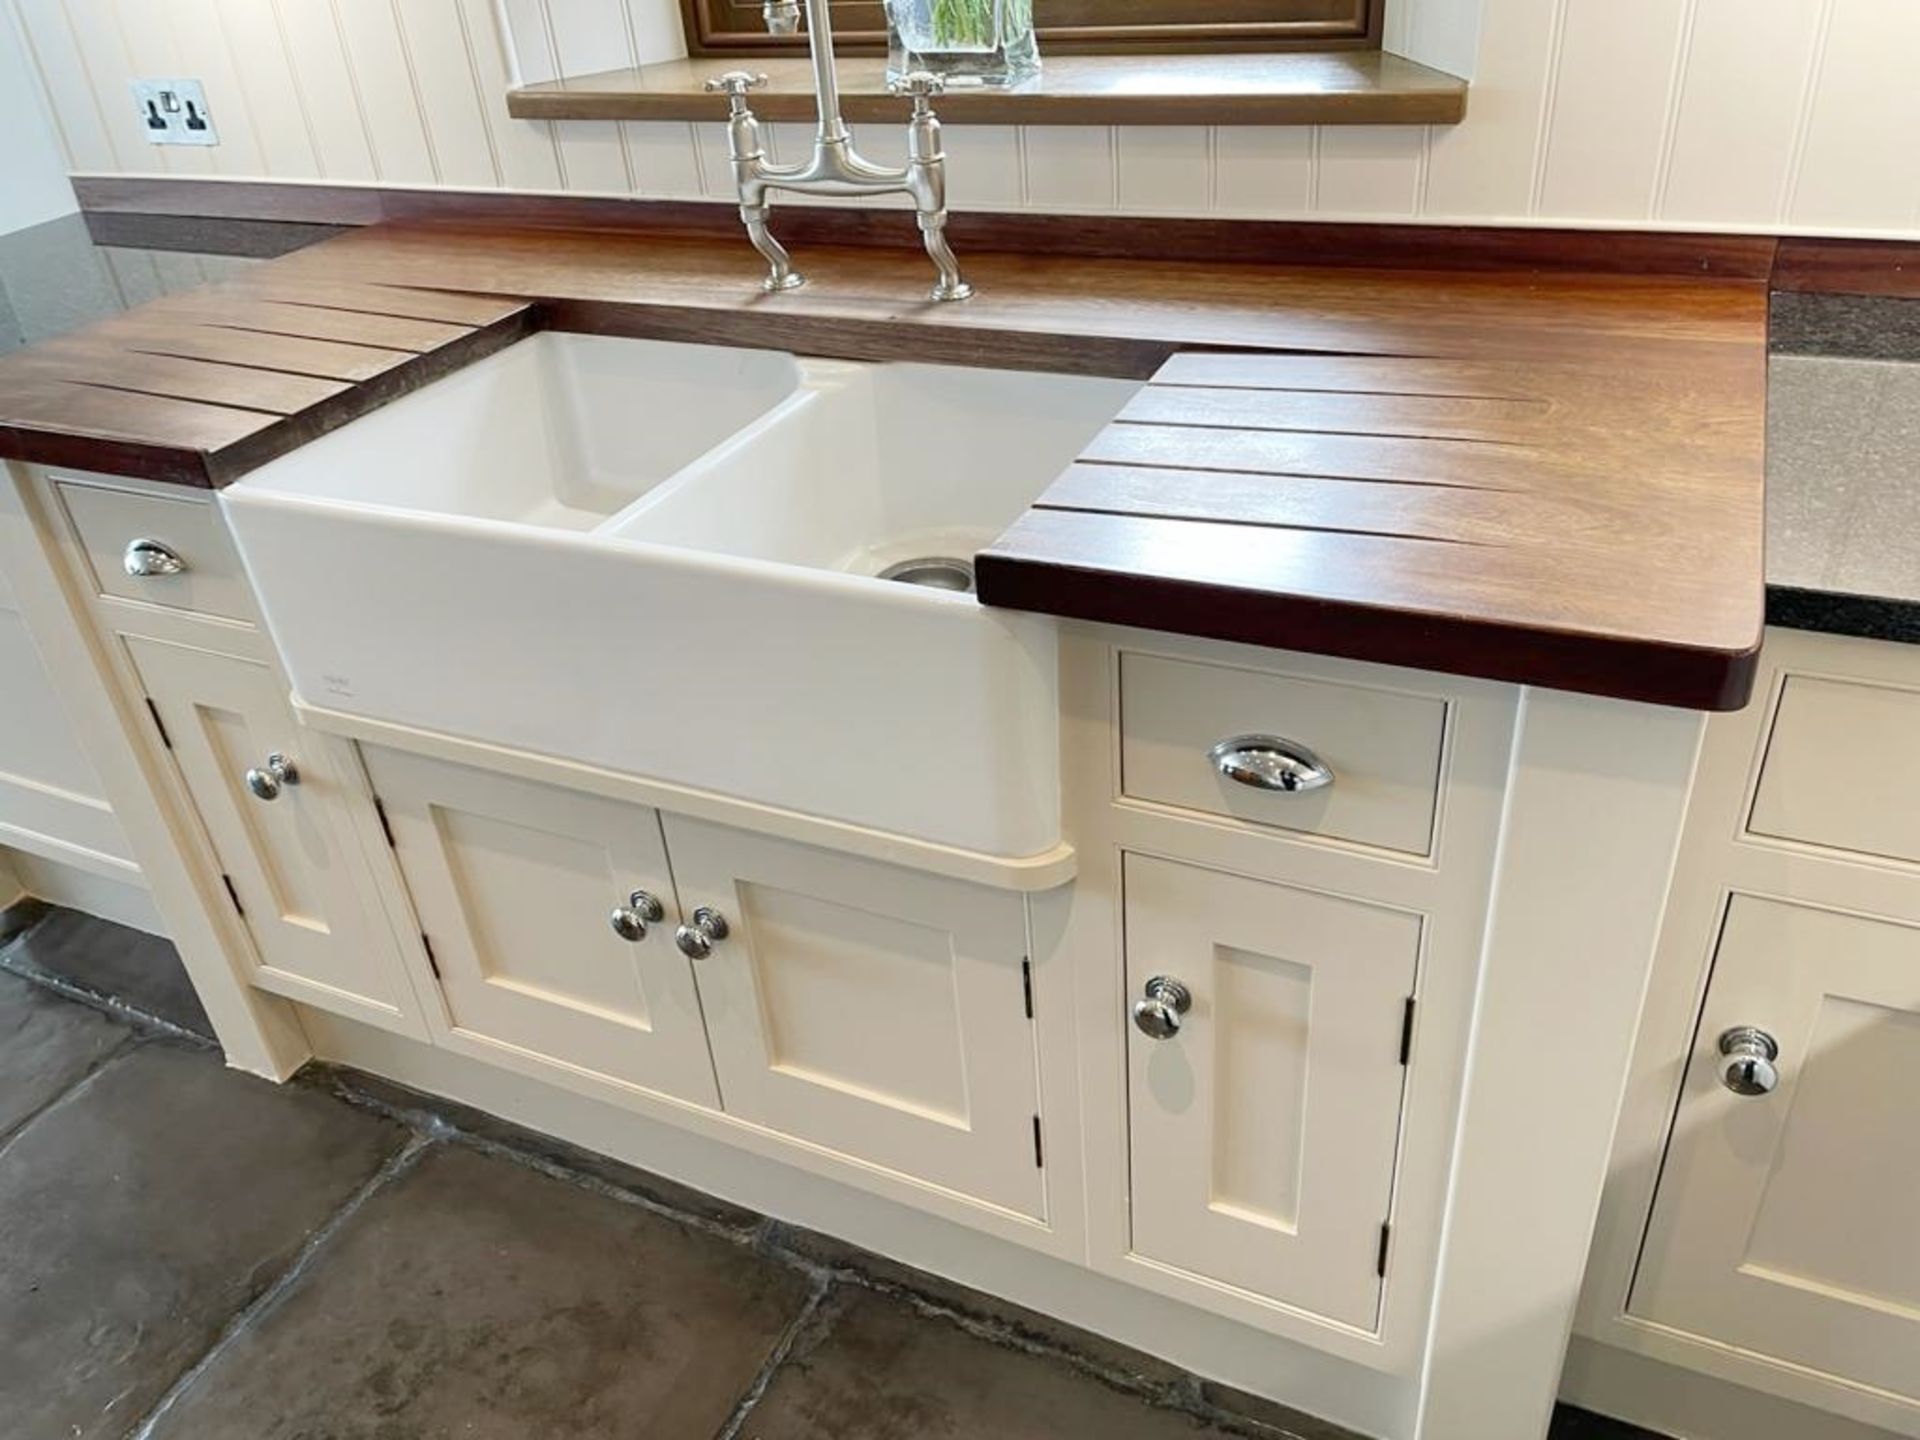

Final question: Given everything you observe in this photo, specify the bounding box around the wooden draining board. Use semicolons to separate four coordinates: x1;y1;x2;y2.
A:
0;276;534;485
0;222;1766;707
976;351;1765;709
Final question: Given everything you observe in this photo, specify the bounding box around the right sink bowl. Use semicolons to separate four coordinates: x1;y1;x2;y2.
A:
222;333;1139;858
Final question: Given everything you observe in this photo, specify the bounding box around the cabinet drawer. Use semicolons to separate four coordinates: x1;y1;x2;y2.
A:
1119;650;1446;856
1748;673;1920;865
55;477;255;624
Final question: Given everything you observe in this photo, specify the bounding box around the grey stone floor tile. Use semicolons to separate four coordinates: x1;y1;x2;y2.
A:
147;1143;814;1440
307;1062;766;1235
744;1287;1252;1440
0;968;128;1139
770;1222;1190;1396
3;903;213;1038
0;1042;408;1440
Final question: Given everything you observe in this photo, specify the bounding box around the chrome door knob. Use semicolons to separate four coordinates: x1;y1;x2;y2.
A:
243;752;298;801
123;538;186;578
1717;1025;1780;1096
1208;735;1334;794
675;906;731;960
609;890;665;942
1131;976;1192;1040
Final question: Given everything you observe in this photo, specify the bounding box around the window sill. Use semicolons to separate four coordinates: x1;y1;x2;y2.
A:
503;51;1466;127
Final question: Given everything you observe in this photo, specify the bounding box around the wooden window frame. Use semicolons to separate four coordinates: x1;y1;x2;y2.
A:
681;0;1383;57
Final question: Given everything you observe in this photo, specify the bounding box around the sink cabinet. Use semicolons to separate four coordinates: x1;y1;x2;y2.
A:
362;748;1047;1219
358;747;718;1107
665;814;1045;1219
129;638;408;1021
1123;853;1419;1333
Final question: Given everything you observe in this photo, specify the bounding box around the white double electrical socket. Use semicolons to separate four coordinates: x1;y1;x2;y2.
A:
130;79;218;147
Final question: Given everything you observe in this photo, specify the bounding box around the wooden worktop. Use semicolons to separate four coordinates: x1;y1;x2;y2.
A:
0;220;1766;708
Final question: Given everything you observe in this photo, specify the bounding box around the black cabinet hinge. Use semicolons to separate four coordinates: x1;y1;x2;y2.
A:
1398;996;1416;1066
220;872;244;917
1377;1222;1392;1278
1020;958;1034;1019
144;696;172;749
421;933;441;980
1032;1114;1044;1168
372;795;396;848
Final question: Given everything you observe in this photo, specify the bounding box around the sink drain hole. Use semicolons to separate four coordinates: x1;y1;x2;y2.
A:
877;556;976;593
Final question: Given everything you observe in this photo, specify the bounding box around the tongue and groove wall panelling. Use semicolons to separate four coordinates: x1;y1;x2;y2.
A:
7;0;1918;231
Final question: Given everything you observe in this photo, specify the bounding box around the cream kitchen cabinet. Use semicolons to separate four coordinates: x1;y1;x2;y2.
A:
1630;894;1920;1404
359;746;719;1108
1122;853;1419;1333
361;747;1046;1219
664;814;1044;1220
125;635;417;1032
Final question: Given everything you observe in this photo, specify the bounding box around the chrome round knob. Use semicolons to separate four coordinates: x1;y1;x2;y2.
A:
1131;976;1192;1040
1718;1025;1780;1096
123;538;186;578
609;890;665;943
1208;735;1334;794
243;752;297;801
675;905;731;960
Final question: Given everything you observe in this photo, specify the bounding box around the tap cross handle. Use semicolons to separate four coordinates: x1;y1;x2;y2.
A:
705;70;770;106
888;70;946;112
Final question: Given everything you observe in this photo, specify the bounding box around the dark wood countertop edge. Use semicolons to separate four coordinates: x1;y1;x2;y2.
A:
974;550;1764;710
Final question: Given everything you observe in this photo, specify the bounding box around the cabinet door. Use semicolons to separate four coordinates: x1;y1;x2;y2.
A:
125;636;407;1022
663;815;1043;1218
1630;895;1920;1401
362;748;718;1108
1123;853;1418;1331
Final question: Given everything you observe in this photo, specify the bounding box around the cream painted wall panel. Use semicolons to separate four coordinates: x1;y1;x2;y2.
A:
156;0;263;175
11;0;103;170
458;0;562;189
332;1;436;182
1535;0;1688;220
49;0;139;169
621;0;685;64
111;0;210;174
943;125;1022;209
396;0;500;188
1787;0;1920;230
1116;127;1211;213
505;0;628;191
624;119;704;197
1022;127;1116;210
1420;0;1555;219
693;120;735;196
273;0;378;181
211;0;318;177
1390;0;1483;81
1314;125;1424;215
1658;0;1827;224
1211;127;1313;215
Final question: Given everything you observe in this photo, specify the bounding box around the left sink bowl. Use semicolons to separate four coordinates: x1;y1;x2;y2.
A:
222;332;1138;857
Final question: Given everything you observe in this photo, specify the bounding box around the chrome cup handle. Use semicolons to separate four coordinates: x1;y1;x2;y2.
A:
1208;735;1334;794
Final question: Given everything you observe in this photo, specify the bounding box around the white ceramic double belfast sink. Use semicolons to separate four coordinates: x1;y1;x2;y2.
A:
221;334;1140;856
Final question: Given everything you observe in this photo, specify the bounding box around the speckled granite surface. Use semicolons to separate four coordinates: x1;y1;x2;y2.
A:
1765;349;1920;640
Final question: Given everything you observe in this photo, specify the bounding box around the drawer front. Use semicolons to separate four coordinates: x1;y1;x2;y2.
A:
56;478;255;623
1119;650;1446;856
1748;673;1920;866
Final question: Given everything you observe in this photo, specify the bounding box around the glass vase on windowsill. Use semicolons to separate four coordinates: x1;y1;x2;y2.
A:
885;0;1039;87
